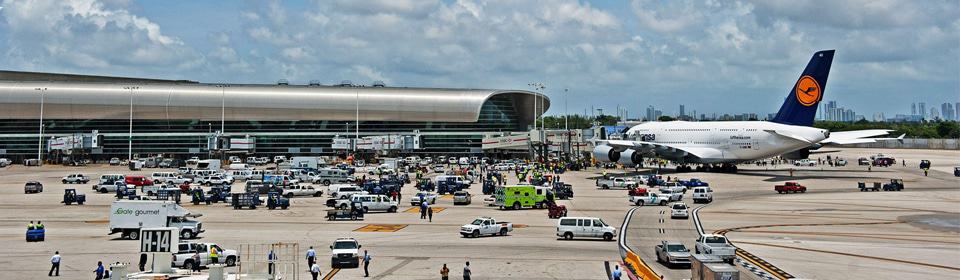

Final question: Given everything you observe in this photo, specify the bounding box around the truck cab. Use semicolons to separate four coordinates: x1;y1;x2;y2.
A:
330;238;361;268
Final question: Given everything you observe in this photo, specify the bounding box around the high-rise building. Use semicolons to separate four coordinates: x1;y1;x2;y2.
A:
942;103;956;121
919;102;926;118
911;103;917;115
679;104;685;118
645;105;655;121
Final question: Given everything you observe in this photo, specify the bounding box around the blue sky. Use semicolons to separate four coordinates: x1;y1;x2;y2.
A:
0;0;957;118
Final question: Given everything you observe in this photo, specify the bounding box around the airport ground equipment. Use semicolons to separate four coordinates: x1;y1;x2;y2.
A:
695;234;736;264
266;192;290;210
231;192;261;209
62;189;86;205
628;187;648;197
481;179;496;195
24;181;43;194
460;217;512;238
774;182;807;194
26;228;45;242
153;189;182;204
547;201;567;219
109;200;203;240
551;181;573;199
416;178;435;192
437;177;464;195
883;179;904;191
858;182;881;192
326;202;364;220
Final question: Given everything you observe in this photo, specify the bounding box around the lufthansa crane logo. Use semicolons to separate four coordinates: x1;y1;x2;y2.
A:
795;75;821;106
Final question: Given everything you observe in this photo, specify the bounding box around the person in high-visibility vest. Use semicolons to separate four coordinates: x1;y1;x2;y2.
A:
209;246;219;264
28;221;35;230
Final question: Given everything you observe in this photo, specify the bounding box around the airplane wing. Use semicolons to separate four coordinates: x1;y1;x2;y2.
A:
604;140;724;160
821;130;901;145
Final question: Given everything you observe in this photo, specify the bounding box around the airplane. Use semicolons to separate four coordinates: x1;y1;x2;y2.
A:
593;50;901;172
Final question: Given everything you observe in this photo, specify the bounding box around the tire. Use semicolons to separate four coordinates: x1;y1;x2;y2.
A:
323;180;331;186
182;260;194;269
635;200;641;206
472;230;480;238
513;202;521;210
226;257;236;266
362;206;369;213
388;206;397;213
100;188;108;193
62;180;68;184
603;233;613;241
284;193;293;198
601;185;609;189
128;230;140;240
500;228;507;236
181;230;194;239
659;201;666;206
281;205;288;210
563;232;573;240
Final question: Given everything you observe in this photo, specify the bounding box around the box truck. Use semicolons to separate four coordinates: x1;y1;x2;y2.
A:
196;159;221;171
109;201;203;240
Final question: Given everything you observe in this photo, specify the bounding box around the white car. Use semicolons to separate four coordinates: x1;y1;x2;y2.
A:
330;238;361;268
670;203;689;219
692;187;713;203
483;195;497;206
658;188;683;202
556;217;617;241
660;182;686;193
410;191;438;206
199;175;229;186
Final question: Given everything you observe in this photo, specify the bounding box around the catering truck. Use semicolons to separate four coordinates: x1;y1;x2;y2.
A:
109;201;203;240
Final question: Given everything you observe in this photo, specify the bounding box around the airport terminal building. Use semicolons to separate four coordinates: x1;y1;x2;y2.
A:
0;71;548;161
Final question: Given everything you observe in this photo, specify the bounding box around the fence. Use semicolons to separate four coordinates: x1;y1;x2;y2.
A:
237;242;300;280
852;138;959;149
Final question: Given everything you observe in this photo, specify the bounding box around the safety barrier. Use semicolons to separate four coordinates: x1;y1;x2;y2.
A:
617;206;661;280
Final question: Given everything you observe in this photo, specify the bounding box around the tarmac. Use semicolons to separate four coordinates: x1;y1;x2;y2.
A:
0;147;957;280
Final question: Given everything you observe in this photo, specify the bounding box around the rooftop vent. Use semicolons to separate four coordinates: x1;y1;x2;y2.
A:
372;81;385;87
277;79;289;85
338;80;353;87
309;80;322;86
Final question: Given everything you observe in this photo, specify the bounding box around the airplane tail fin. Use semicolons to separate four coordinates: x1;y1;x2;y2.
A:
770;50;835;127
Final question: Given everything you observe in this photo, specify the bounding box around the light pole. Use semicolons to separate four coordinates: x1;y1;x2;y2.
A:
35;87;47;165
124;86;139;161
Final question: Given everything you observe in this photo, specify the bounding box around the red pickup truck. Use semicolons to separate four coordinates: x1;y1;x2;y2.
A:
125;175;154;187
775;182;806;194
628;187;648;197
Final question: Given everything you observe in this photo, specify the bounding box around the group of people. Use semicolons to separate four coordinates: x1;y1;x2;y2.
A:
439;262;471;280
419;198;434;222
27;220;45;230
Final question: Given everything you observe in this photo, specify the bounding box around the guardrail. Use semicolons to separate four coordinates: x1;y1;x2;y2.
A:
617;206;661;280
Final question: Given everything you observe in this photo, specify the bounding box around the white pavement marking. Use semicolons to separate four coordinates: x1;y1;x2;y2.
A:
693;204;777;280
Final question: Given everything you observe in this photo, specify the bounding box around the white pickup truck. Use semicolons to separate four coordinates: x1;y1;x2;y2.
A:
282;184;322;197
596;177;638;189
460;217;513;238
629;192;669;206
658;188;683;202
695;234;736;264
172;242;239;268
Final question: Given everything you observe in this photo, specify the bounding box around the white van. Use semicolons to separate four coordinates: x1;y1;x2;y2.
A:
330;185;368;199
312;168;354;186
228;163;251;170
150;172;179;184
349;194;398;213
196;159;221;171
228;169;254;181
692;187;713;203
435;175;468;186
556;217;617;241
99;174;126;185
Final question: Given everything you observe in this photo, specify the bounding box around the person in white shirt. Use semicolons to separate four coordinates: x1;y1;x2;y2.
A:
310;263;321;280
49;251;61;277
305;246;317;270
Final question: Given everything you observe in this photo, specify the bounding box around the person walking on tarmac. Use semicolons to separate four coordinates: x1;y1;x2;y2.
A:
267;249;278;275
420;200;429;219
362;250;372;277
440;263;450;280
191;252;201;273
94;261;105;280
310;262;321;280
428;206;434;222
49;251;61;277
138;252;148;271
462;262;472;280
612;265;622;280
305;246;317;269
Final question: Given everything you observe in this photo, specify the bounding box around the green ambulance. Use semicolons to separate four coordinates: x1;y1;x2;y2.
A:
494;185;550;210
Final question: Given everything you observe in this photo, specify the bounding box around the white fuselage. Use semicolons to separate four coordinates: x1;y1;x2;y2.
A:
623;121;829;163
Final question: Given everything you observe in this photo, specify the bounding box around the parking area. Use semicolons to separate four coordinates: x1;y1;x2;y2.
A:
1;147;958;279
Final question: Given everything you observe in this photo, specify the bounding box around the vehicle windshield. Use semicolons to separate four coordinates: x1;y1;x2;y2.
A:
705;236;727;243
471;219;485;225
333;241;358;250
666;244;688;252
672;204;686;210
596;219;609;227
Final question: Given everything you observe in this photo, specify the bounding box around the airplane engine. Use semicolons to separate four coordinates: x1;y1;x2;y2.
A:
782;148;811;160
618;149;643;165
593;145;620;163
